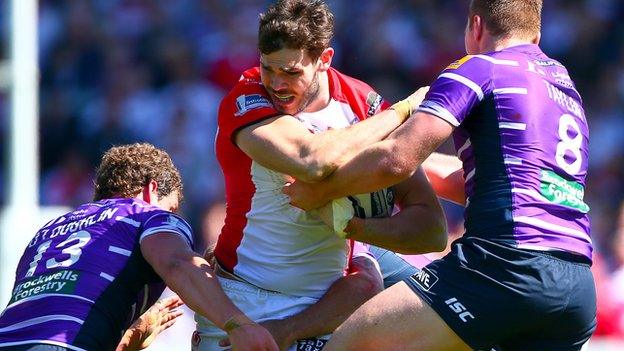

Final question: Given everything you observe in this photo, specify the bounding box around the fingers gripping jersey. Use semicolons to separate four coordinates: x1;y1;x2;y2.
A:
418;44;592;259
215;67;389;298
0;198;193;351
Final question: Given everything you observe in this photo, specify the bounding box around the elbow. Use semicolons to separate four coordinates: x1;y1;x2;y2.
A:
297;164;333;183
419;212;448;253
418;202;449;253
428;214;449;252
428;224;449;253
297;155;338;183
398;216;448;254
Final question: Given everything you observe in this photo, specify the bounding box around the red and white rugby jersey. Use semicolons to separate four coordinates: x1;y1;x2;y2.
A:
214;67;389;298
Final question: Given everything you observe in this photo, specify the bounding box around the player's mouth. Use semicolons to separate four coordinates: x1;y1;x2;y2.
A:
272;92;296;109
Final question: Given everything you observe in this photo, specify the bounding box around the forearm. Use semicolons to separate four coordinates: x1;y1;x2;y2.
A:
318;140;422;201
301;108;405;181
158;255;243;329
278;257;383;340
345;206;447;254
316;113;452;204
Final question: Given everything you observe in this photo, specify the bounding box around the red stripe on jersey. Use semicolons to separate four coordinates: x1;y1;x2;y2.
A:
213;135;254;271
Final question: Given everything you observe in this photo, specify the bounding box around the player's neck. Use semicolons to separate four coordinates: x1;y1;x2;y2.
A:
302;71;331;113
483;35;539;53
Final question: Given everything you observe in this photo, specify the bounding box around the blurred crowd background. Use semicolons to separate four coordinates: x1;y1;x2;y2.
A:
1;0;623;342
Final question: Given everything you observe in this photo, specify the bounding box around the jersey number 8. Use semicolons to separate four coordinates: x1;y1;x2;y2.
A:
555;113;583;176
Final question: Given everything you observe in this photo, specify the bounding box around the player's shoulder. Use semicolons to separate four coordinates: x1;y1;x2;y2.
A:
219;67;274;118
141;210;194;246
225;67;267;97
238;67;263;86
442;54;501;74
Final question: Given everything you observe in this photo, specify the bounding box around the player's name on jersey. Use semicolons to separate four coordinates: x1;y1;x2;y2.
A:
9;269;80;305
29;207;120;247
543;80;583;118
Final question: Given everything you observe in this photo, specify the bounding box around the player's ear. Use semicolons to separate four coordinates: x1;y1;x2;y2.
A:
317;47;334;72
142;180;159;204
468;15;486;45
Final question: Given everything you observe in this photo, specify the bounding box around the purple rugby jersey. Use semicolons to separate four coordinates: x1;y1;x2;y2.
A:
0;198;193;351
418;44;591;259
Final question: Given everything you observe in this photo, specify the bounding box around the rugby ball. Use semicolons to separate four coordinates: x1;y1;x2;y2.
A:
348;188;394;218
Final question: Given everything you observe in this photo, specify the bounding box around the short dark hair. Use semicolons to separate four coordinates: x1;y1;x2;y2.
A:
258;0;334;60
469;0;542;40
93;143;183;203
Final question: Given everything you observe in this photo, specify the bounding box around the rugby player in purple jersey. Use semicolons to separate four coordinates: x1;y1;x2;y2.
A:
0;143;277;351
286;0;596;350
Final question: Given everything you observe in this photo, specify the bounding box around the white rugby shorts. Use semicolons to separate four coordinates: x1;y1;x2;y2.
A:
193;276;330;351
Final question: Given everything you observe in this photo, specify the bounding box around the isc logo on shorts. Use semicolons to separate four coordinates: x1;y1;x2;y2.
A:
409;267;438;291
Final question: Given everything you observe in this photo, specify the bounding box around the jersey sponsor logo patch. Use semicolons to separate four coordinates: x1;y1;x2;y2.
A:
366;91;383;116
10;270;80;305
446;55;473;70
234;94;272;116
297;337;328;351
409;267;438;291
540;169;590;213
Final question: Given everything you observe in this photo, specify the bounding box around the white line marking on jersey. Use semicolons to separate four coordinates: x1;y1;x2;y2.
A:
474;55;520;66
108;246;132;257
99;272;115;282
439;73;484;100
499;122;527;130
514;216;592;243
493;87;528;95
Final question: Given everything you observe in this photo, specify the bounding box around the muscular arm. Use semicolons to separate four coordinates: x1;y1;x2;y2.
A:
236;110;402;183
236;88;428;183
259;255;383;349
141;234;242;328
344;167;448;254
141;233;278;350
422;152;466;206
285;112;454;208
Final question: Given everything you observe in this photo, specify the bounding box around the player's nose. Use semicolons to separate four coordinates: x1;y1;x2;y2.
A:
270;75;288;91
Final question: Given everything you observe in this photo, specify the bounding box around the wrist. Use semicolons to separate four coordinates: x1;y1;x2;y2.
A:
390;99;413;123
223;314;257;333
117;327;144;351
279;317;299;345
344;217;364;239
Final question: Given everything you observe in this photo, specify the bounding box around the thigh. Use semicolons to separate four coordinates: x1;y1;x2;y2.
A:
324;282;471;351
